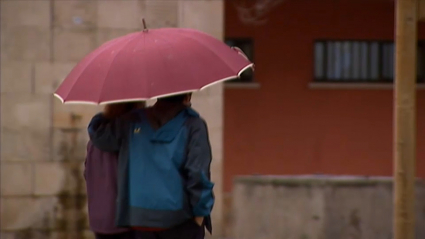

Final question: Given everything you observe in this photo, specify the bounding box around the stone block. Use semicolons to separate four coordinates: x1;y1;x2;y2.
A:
96;28;138;47
178;0;224;40
0;162;33;196
192;85;224;130
210;186;224;239
0;231;68;239
208;126;223;160
232;176;425;239
35;160;86;196
53;97;101;128
34;162;67;196
97;0;143;29
272;186;326;239
210;157;223;183
0;197;58;230
54;0;97;29
1;61;33;93
143;0;178;29
1;127;51;162
1;1;50;28
53;28;97;62
0;94;51;166
83;230;96;239
209;137;224;239
0;232;14;239
1;27;51;61
30;195;88;231
82;195;90;228
27;231;62;239
324;185;387;238
34;62;76;94
52;128;89;163
51;129;88;195
0;129;48;163
223;193;234;238
0;94;51;131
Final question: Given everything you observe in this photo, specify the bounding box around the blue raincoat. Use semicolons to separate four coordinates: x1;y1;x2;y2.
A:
88;107;214;233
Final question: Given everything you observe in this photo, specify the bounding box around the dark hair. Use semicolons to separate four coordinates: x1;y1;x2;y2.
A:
124;102;137;111
158;94;190;103
122;102;144;112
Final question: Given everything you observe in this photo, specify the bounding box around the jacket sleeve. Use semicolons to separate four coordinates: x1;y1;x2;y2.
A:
83;141;92;180
87;113;126;152
184;118;215;217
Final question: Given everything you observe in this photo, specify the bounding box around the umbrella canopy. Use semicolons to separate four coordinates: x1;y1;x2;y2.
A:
54;27;253;105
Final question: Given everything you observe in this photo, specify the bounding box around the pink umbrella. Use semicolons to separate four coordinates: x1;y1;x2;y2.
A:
54;24;253;105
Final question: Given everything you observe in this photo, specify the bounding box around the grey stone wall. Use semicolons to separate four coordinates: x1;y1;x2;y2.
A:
232;176;425;239
1;1;224;238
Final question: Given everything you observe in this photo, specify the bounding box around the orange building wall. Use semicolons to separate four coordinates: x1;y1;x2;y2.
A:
224;0;425;192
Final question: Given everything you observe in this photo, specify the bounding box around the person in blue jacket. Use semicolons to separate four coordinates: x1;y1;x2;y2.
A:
88;93;214;239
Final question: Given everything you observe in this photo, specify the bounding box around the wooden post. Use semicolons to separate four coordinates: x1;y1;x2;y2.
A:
394;0;418;239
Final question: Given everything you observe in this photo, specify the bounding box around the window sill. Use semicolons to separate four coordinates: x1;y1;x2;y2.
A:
225;82;261;89
309;82;425;90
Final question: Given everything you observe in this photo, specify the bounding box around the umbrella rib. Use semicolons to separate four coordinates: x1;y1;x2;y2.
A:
178;32;237;75
97;34;141;103
154;30;252;91
151;33;190;94
152;34;230;89
143;33;148;99
179;33;242;88
60;29;252;103
61;45;117;101
61;34;138;102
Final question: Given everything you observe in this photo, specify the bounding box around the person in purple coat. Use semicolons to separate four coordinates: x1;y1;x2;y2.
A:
84;102;144;239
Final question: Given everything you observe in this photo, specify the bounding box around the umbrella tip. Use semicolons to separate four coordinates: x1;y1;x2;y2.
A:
142;18;148;32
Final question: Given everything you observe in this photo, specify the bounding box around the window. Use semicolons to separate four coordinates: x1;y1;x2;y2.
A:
225;38;255;83
314;40;425;83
